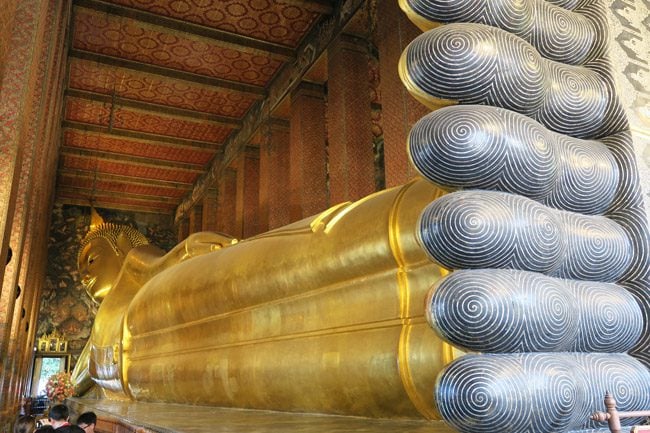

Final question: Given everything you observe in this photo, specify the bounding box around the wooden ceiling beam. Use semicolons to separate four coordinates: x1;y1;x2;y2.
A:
57;185;180;204
56;196;175;214
65;88;242;127
69;49;266;97
282;0;333;14
74;0;296;61
62;120;220;151
57;175;188;199
58;168;193;189
60;146;205;172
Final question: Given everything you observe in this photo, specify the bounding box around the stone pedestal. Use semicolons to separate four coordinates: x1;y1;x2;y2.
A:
67;398;455;433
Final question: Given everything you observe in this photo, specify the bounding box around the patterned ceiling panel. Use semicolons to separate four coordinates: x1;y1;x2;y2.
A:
73;7;283;86
57;1;332;214
57;190;177;211
58;174;188;198
65;97;111;126
62;154;199;183
107;0;322;47
68;58;257;117
65;97;233;142
64;129;215;165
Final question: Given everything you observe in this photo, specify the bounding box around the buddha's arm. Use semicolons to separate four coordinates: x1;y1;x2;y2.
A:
122;232;237;284
70;339;93;396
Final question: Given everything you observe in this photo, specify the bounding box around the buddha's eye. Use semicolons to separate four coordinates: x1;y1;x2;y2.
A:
88;255;97;265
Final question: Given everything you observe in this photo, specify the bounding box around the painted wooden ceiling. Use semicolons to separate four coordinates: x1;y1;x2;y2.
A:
56;0;333;214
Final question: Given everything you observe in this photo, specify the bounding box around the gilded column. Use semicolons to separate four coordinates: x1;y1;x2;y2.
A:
0;0;40;393
177;218;189;243
375;0;429;187
327;34;376;204
263;124;290;230
235;148;260;239
0;2;19;84
202;188;218;232
289;82;328;220
3;0;67;407
258;136;271;233
216;168;238;237
189;205;203;235
15;40;66;398
0;0;64;421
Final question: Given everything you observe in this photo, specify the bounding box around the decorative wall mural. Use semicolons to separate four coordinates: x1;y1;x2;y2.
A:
399;0;650;432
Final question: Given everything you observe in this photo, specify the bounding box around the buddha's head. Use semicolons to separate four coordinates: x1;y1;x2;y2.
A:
78;212;148;302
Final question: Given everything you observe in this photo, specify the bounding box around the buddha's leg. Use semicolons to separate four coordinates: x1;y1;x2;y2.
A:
399;1;650;433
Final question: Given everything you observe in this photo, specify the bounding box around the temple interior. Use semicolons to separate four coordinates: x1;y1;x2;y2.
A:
0;0;649;432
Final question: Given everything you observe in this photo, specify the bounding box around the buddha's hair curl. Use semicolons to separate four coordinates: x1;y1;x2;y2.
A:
78;223;149;263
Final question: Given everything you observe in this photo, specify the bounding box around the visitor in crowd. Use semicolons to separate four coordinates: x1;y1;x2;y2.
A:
35;404;84;433
14;415;35;433
75;412;96;433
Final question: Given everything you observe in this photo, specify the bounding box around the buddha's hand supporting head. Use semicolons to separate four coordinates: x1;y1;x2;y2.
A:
78;223;149;302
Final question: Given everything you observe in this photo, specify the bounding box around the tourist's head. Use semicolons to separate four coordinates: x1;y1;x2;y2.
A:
78;222;148;301
48;404;69;424
76;412;97;433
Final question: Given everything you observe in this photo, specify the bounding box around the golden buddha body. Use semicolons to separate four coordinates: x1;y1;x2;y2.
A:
74;179;456;419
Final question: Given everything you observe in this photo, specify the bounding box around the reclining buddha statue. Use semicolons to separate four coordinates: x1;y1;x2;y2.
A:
73;181;456;418
72;1;650;433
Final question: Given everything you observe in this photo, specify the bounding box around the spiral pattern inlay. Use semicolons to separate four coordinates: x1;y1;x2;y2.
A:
427;269;642;353
417;190;632;281
402;23;627;138
408;105;619;214
437;353;650;433
401;0;605;64
397;0;650;432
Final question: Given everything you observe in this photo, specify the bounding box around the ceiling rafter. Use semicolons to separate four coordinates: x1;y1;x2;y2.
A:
65;88;242;126
69;49;266;97
56;196;176;214
74;0;296;61
60;146;206;172
57;174;188;199
57;0;337;216
62;120;220;151
57;185;180;204
281;0;333;14
58;168;193;189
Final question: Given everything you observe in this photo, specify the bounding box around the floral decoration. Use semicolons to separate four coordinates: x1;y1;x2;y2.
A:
45;371;75;402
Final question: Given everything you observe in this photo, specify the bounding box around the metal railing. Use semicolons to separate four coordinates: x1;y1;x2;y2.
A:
591;392;650;433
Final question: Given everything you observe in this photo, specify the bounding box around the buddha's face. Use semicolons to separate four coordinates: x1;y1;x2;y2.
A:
78;237;124;302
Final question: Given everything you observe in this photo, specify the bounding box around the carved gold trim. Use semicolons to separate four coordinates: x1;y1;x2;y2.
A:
37;330;68;353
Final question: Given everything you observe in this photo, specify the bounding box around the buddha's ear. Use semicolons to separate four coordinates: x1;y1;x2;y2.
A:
116;232;133;256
